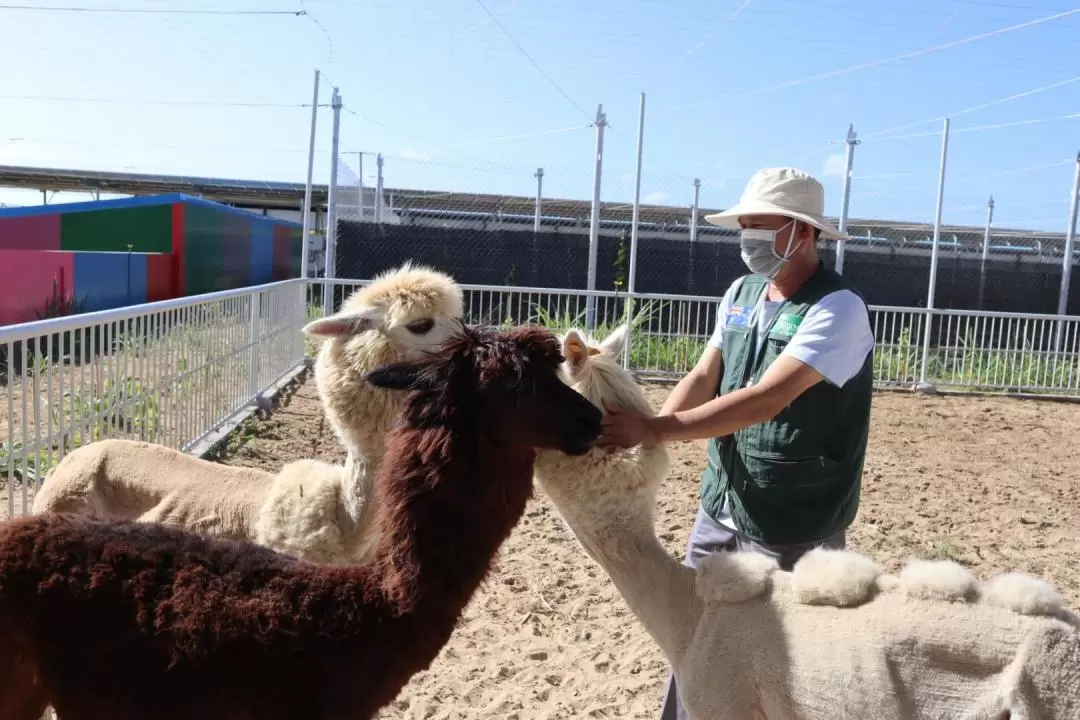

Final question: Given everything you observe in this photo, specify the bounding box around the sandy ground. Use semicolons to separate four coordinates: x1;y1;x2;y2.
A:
212;372;1080;720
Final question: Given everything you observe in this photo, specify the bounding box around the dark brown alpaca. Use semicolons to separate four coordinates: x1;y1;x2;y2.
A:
0;323;602;720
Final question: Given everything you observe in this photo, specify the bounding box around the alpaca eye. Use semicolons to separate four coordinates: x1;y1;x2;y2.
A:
405;318;435;335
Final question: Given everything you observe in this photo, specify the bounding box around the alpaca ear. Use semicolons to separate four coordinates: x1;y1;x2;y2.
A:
599;323;628;359
303;306;383;338
562;328;591;372
364;362;434;391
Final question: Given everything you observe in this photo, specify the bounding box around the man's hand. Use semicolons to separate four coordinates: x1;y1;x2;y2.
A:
597;400;661;449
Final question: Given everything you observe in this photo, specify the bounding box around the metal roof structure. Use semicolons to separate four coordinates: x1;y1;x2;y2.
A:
0;164;1068;251
0;165;326;211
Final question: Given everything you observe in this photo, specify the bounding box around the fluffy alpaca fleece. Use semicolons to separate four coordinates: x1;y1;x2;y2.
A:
689;548;1080;719
30;440;348;562
30;262;464;566
532;327;1080;720
308;261;466;465
0;323;603;720
251;457;349;563
31;439;273;536
534;324;671;563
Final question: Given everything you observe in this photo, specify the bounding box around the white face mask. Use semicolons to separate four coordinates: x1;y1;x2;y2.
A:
739;219;802;278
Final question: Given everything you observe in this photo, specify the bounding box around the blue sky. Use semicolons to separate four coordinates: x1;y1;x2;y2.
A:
1;0;1078;232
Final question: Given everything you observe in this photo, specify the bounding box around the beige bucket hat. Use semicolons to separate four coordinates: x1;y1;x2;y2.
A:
703;167;848;241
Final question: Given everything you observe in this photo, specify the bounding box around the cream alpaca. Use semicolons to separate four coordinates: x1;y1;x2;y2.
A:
32;262;464;564
30;440;347;559
533;325;1080;720
300;261;465;562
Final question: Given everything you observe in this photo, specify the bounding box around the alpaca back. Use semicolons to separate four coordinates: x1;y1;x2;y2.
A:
32;439;271;531
688;548;1080;720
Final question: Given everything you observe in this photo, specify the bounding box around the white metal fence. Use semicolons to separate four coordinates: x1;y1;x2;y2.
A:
4;276;1080;520
0;279;308;518
311;278;1080;396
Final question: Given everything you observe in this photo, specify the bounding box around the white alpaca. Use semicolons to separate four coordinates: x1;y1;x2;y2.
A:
298;260;465;562
32;262;464;564
533;325;1080;720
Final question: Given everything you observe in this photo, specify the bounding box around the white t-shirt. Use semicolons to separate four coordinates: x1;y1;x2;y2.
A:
704;276;875;531
706;278;875;388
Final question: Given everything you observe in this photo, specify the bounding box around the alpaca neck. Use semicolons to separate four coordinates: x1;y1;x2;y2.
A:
535;445;702;665
339;449;379;560
375;426;535;616
315;336;401;463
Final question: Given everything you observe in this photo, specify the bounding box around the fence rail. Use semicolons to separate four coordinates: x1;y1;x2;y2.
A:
311;277;1080;395
1;279;308;518
3;276;1079;519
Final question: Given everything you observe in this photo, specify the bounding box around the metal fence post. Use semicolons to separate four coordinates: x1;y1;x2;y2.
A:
533;167;544;233
322;87;342;318
299;69;320;280
689;178;701;244
375;153;385;225
623;92;645;371
585;103;607;331
978;195;994;310
835;123;858;275
917;117;950;393
1054;151;1080;352
249;290;262;402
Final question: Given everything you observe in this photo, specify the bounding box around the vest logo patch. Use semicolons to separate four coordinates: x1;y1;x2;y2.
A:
771;313;803;339
726;305;752;328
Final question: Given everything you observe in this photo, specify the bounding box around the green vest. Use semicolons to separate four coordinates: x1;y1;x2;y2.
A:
699;262;874;545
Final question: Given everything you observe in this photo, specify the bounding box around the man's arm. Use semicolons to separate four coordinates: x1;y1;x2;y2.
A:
658;345;723;416
649;289;874;445
651;354;825;443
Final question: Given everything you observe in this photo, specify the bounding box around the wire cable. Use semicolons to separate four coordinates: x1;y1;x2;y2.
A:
862;72;1080;139
664;5;1080;113
0;4;304;14
877;113;1080;141
472;0;590;119
0;94;318;108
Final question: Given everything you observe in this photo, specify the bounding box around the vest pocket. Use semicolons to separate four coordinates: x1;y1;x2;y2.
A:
739;451;840;491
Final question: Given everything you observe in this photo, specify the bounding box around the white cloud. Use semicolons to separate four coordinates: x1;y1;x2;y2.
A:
822;152;847;179
643;191;671;204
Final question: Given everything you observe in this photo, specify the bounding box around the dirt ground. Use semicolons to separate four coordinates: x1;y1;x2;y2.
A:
214;373;1080;720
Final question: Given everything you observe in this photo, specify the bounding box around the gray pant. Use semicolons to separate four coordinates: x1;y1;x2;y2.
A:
657;503;847;720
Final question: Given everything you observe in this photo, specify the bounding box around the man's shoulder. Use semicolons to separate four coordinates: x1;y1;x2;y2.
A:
810;288;869;316
814;267;870;304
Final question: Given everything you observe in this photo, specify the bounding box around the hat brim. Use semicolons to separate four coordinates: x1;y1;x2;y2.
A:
703;201;848;241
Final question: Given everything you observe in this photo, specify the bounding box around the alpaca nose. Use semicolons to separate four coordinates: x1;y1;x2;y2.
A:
576;405;603;438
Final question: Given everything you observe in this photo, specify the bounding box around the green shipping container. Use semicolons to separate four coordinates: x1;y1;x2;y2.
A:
60;204;173;253
184;203;225;295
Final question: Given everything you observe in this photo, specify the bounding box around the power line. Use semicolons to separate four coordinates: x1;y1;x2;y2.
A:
877;113;1080;141
677;0;756;63
442;124;591;148
862;72;1080;139
0;4;304;14
472;0;590;120
0;94;318;108
664;5;1080;113
339;106;536;175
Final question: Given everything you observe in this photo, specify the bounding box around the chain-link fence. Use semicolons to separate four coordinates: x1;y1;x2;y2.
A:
320;107;1079;319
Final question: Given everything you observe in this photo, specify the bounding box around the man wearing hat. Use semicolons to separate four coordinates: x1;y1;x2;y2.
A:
597;167;875;720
